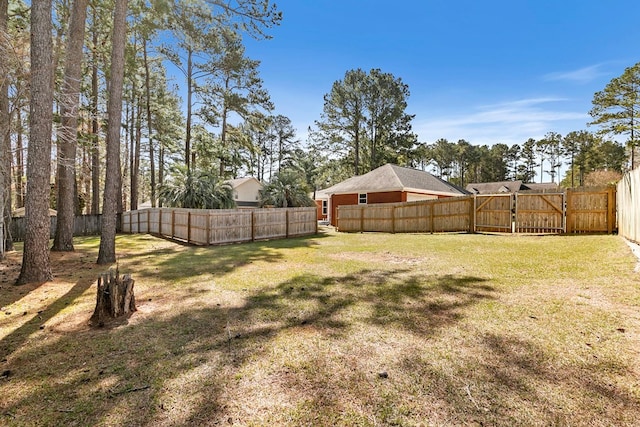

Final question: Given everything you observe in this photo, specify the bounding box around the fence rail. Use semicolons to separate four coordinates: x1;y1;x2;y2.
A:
338;188;616;235
10;214;104;242
618;169;640;243
121;207;317;245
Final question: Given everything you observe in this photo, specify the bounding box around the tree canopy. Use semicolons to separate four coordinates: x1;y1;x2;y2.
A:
590;61;640;169
315;68;417;176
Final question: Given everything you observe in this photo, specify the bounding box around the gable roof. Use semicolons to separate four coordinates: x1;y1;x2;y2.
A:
465;181;562;194
322;164;467;196
226;177;263;189
466;180;523;194
521;182;560;192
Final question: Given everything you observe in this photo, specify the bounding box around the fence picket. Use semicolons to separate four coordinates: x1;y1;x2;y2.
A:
337;189;616;235
120;207;316;245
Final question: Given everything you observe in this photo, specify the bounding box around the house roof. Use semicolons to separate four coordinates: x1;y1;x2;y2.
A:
226;177;263;189
521;182;560;192
465;181;561;194
321;164;468;196
466;180;523;194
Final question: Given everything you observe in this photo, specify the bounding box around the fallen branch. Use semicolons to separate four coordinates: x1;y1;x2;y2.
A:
111;385;150;397
465;384;481;410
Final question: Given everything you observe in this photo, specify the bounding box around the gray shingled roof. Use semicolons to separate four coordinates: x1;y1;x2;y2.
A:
466;180;523;194
322;164;467;196
465;181;561;194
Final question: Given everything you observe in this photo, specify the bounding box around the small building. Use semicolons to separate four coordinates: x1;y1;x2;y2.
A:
319;164;468;226
313;189;330;222
466;180;560;194
226;177;264;208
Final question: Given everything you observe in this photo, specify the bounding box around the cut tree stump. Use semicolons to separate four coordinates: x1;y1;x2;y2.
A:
90;268;136;326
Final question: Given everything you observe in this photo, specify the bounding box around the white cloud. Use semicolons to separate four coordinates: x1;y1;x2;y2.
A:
414;97;588;146
543;64;608;84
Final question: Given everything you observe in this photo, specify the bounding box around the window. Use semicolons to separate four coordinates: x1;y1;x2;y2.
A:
322;200;328;215
358;193;367;204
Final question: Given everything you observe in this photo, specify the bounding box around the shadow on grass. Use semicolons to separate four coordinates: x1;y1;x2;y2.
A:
119;233;328;282
0;278;94;362
0;268;492;425
1;260;638;425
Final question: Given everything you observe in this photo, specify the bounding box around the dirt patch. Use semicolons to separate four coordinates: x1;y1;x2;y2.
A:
330;251;429;266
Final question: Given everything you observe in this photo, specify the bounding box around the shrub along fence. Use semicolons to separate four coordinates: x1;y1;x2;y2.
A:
337;188;616;234
617;169;640;243
121;207;318;245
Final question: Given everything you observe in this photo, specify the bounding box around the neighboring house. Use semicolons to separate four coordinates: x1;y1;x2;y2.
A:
318;164;468;226
226;177;264;208
313;189;330;222
466;180;560;194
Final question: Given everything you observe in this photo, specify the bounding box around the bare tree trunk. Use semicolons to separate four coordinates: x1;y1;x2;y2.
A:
185;48;193;173
15;110;24;209
90;4;100;215
16;0;54;284
97;0;127;265
158;144;164;207
52;0;89;252
143;38;156;207
0;0;9;258
131;96;141;211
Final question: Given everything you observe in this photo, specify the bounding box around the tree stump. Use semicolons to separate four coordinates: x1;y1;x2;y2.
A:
90;268;136;326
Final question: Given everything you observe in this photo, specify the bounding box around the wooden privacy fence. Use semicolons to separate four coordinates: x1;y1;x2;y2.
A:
617;169;640;243
337;188;616;234
10;214;104;242
338;196;474;233
121;207;317;245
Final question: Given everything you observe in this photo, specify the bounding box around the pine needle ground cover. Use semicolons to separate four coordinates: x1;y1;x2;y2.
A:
1;230;639;426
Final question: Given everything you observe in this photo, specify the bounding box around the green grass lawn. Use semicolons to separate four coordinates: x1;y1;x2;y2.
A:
1;229;639;426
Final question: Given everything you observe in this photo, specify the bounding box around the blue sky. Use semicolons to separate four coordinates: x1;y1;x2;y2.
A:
241;0;640;148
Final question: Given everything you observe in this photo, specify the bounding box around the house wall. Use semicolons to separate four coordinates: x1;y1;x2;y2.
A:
330;191;455;226
330;192;403;226
407;192;438;202
368;191;405;204
234;180;263;205
315;200;329;221
330;193;359;226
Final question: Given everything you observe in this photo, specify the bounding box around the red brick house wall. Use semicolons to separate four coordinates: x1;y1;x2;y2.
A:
315;200;323;220
368;191;405;204
330;191;404;226
330;191;456;226
331;193;358;226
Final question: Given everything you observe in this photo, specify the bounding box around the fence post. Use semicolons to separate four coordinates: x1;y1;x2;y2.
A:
391;206;396;234
286;209;290;238
469;196;476;233
158;209;162;236
360;206;364;233
206;210;211;244
171;209;175;239
430;201;435;233
608;186;615;234
251;210;256;242
187;211;192;244
566;189;573;234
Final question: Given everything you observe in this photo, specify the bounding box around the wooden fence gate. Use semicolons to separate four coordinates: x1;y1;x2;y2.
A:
474;194;512;233
515;193;565;233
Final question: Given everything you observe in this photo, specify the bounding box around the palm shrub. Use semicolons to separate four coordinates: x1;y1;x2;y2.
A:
159;167;236;209
260;170;315;208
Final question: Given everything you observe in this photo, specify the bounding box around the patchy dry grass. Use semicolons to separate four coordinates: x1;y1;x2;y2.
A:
1;229;639;426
